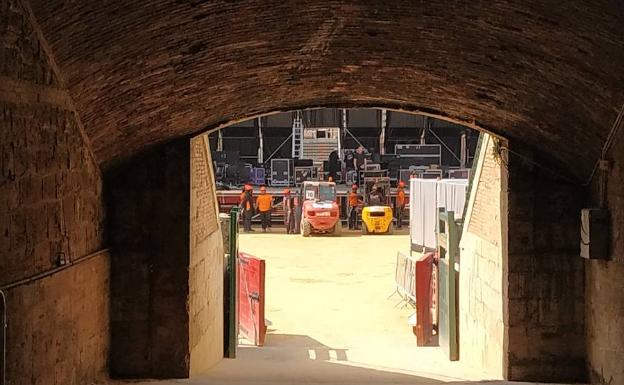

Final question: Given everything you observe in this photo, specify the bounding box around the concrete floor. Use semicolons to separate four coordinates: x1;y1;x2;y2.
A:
116;228;572;385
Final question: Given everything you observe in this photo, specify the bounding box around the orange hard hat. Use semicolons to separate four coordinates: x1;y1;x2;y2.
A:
351;184;358;189
283;188;290;194
244;184;252;191
398;181;405;187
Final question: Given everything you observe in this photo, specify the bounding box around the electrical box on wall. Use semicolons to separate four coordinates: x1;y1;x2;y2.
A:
580;208;610;260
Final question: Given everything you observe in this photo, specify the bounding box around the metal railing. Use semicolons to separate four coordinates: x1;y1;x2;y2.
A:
0;249;108;291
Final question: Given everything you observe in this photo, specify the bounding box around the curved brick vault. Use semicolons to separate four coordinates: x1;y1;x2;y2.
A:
27;0;624;180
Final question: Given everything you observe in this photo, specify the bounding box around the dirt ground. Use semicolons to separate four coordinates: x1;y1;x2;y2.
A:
120;227;561;385
207;227;491;384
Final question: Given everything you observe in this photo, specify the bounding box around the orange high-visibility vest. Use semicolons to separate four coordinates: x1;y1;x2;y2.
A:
256;194;272;212
348;192;359;207
396;189;406;206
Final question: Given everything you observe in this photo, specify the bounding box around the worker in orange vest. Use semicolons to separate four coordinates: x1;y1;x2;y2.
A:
395;180;406;229
239;186;247;206
347;184;362;230
255;185;273;232
240;184;254;232
283;188;293;233
291;191;302;234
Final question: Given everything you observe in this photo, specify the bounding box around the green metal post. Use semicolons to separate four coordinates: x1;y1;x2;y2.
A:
226;207;240;358
437;209;459;361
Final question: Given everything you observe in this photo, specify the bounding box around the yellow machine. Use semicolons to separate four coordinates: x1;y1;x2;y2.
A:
361;177;394;234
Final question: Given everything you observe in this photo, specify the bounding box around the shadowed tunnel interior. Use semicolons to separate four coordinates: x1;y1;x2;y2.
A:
1;0;624;384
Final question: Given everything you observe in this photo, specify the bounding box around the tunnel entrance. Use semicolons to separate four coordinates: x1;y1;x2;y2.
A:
208;108;486;383
102;106;587;384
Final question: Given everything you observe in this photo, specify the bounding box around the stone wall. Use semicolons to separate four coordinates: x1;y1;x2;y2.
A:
0;0;103;288
107;135;225;378
505;142;586;382
458;134;506;379
189;135;224;375
458;135;586;382
4;252;109;385
586;119;624;385
0;1;108;384
106;139;191;378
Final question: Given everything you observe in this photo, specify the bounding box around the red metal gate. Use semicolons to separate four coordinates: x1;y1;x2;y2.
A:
415;251;437;346
238;252;266;346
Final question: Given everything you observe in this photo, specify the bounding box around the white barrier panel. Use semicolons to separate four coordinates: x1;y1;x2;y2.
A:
437;179;468;218
394;252;417;304
410;178;468;252
410;179;438;251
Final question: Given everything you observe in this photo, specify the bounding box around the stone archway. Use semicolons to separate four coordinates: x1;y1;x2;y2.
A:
3;0;624;383
24;0;624;180
102;111;586;383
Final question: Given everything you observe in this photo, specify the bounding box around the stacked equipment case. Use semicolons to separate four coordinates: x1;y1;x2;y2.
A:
270;159;294;186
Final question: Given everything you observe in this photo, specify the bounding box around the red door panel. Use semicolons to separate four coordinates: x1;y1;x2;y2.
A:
238;252;266;346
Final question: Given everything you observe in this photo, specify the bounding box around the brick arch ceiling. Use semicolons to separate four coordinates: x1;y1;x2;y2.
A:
28;0;624;180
